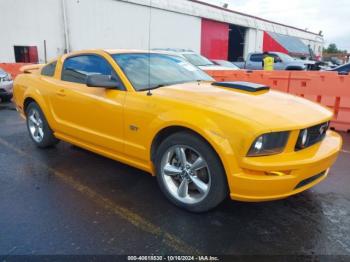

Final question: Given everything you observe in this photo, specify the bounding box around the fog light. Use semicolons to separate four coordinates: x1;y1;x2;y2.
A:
301;129;308;145
296;129;309;150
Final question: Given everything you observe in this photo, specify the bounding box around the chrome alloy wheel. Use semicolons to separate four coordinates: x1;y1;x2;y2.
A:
27;108;44;143
160;145;211;204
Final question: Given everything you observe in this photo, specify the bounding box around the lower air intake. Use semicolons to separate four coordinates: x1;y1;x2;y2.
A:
294;171;326;189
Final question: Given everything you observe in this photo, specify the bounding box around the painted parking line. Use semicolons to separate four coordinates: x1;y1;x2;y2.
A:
0;137;200;255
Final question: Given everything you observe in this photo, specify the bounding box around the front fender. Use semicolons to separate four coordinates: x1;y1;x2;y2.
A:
147;109;240;185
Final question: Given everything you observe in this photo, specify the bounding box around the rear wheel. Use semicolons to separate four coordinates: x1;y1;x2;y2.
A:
155;132;228;212
26;102;59;148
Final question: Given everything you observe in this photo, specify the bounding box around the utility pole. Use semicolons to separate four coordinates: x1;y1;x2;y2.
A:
61;0;70;53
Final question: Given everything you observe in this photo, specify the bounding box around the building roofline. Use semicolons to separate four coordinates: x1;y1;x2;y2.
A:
189;0;321;36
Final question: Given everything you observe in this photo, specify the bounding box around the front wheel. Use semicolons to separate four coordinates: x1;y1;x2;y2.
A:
155;132;228;212
26;102;59;148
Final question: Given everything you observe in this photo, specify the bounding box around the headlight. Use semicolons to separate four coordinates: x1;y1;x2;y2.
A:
247;131;289;156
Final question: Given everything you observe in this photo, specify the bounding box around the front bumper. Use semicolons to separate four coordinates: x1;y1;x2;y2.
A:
229;130;342;201
0;81;14;96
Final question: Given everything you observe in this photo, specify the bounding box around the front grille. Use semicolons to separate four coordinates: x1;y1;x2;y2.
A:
294;171;326;189
295;122;329;151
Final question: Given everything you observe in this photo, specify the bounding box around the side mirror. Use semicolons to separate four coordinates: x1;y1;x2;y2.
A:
86;75;123;89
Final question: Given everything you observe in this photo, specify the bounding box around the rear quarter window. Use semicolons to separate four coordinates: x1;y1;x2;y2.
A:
41;61;57;77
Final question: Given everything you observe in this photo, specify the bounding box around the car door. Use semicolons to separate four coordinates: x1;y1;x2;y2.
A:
49;54;126;153
270;54;284;70
337;64;350;74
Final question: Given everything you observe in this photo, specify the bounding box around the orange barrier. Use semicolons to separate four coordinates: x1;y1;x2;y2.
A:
288;71;350;132
0;63;31;78
209;70;292;92
205;70;350;132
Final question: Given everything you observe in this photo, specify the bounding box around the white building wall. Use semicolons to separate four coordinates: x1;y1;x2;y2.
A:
0;0;65;63
0;0;323;63
149;8;201;51
122;0;323;44
65;0;201;52
243;29;263;59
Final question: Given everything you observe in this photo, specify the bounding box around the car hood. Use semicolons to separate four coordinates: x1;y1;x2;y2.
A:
295;59;316;65
287;60;306;66
153;82;332;130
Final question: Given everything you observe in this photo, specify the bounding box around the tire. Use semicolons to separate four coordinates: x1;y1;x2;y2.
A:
285;66;304;71
1;94;12;102
155;131;228;212
25;102;59;148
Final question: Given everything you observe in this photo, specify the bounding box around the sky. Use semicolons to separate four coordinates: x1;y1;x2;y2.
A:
201;0;349;52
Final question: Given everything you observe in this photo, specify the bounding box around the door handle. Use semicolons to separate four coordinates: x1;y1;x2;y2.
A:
56;89;66;97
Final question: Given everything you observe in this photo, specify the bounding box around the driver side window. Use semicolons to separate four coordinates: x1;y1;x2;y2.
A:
61;55;122;87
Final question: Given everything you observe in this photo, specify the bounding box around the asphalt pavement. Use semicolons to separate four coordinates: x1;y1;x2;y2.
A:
0;101;349;259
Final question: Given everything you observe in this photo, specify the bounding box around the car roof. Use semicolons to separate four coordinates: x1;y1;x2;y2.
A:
64;49;176;56
105;49;197;55
251;51;281;55
60;49;186;61
104;49;159;54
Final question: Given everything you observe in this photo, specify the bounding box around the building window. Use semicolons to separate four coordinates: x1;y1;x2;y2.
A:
14;46;38;63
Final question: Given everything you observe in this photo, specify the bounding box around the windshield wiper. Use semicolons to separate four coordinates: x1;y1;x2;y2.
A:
138;84;165;92
139;80;200;92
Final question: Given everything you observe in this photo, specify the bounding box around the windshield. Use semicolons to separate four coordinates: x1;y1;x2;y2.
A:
112;53;213;91
182;53;214;66
214;60;239;69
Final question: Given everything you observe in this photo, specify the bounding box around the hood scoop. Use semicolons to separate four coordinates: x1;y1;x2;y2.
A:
212;81;270;92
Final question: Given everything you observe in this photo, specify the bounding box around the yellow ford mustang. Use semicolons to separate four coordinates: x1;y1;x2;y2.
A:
13;49;342;212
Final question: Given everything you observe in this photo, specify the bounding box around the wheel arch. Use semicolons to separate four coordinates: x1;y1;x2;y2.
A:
22;95;56;131
23;97;37;113
150;125;235;179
